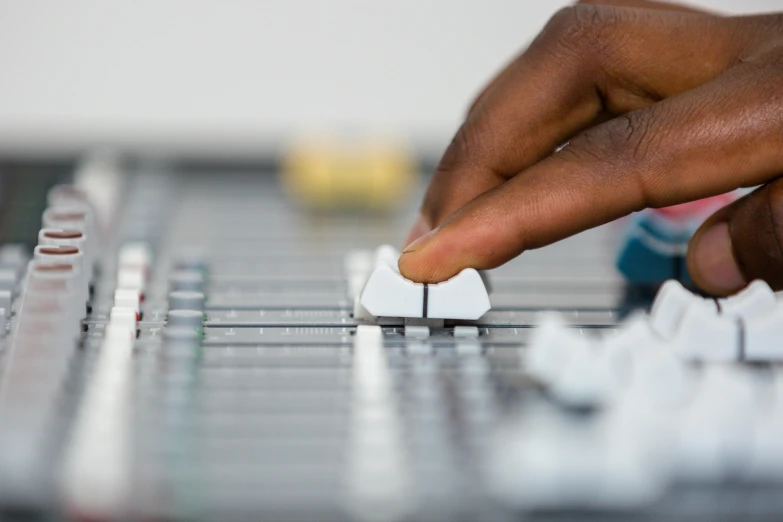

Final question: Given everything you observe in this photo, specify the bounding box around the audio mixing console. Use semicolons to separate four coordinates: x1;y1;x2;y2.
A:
0;156;781;521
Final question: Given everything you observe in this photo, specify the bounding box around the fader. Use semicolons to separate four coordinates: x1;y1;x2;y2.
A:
357;245;491;320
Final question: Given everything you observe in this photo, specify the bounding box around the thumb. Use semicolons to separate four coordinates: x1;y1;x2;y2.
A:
687;179;783;296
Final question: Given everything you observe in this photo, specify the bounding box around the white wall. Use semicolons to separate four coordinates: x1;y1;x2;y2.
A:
0;0;779;158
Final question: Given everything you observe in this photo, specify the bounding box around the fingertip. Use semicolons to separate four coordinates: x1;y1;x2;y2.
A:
399;224;472;283
398;228;441;283
399;215;494;284
687;221;747;296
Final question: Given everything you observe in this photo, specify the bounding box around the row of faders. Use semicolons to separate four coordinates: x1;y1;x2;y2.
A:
5;155;777;520
63;167;174;520
118;169;528;522
0;154;123;513
0;156;174;518
494;280;783;511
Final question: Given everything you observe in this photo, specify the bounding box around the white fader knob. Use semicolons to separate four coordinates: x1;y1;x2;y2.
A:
649;280;716;340
358;245;490;320
718;280;777;319
744;301;783;361
650;279;780;362
525;314;591;386
670;299;739;361
114;289;140;319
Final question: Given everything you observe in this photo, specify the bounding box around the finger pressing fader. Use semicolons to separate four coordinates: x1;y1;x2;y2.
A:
358;245;491;320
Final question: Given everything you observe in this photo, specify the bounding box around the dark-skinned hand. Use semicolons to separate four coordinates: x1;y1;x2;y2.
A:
399;0;783;296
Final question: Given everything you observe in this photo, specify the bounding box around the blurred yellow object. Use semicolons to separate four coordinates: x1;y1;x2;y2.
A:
283;139;416;211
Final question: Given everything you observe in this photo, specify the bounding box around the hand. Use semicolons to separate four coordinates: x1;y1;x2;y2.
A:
398;0;783;296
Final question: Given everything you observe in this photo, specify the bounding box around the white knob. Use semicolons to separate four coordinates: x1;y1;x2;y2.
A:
671;300;738;361
359;244;490;320
674;365;761;480
649;280;715;340
718;280;776;319
744;301;783;361
549;341;618;408
526;314;593;386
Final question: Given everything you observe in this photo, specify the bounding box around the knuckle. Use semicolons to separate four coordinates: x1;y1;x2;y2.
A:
543;5;621;58
438;124;477;173
437;118;492;174
424;121;489;223
607;111;657;162
734;45;783;111
570;109;658;165
738;31;783;76
561;108;663;208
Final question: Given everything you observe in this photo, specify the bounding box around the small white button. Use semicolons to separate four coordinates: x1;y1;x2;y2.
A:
454;326;479;338
404;326;430;339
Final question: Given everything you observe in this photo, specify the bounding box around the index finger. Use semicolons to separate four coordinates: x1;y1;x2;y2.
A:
408;3;733;247
399;42;783;283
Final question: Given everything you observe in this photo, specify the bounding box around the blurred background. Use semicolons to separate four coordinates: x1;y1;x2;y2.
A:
0;0;779;162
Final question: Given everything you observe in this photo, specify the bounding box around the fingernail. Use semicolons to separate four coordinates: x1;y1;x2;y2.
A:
690;222;746;293
402;227;437;255
402;214;432;249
